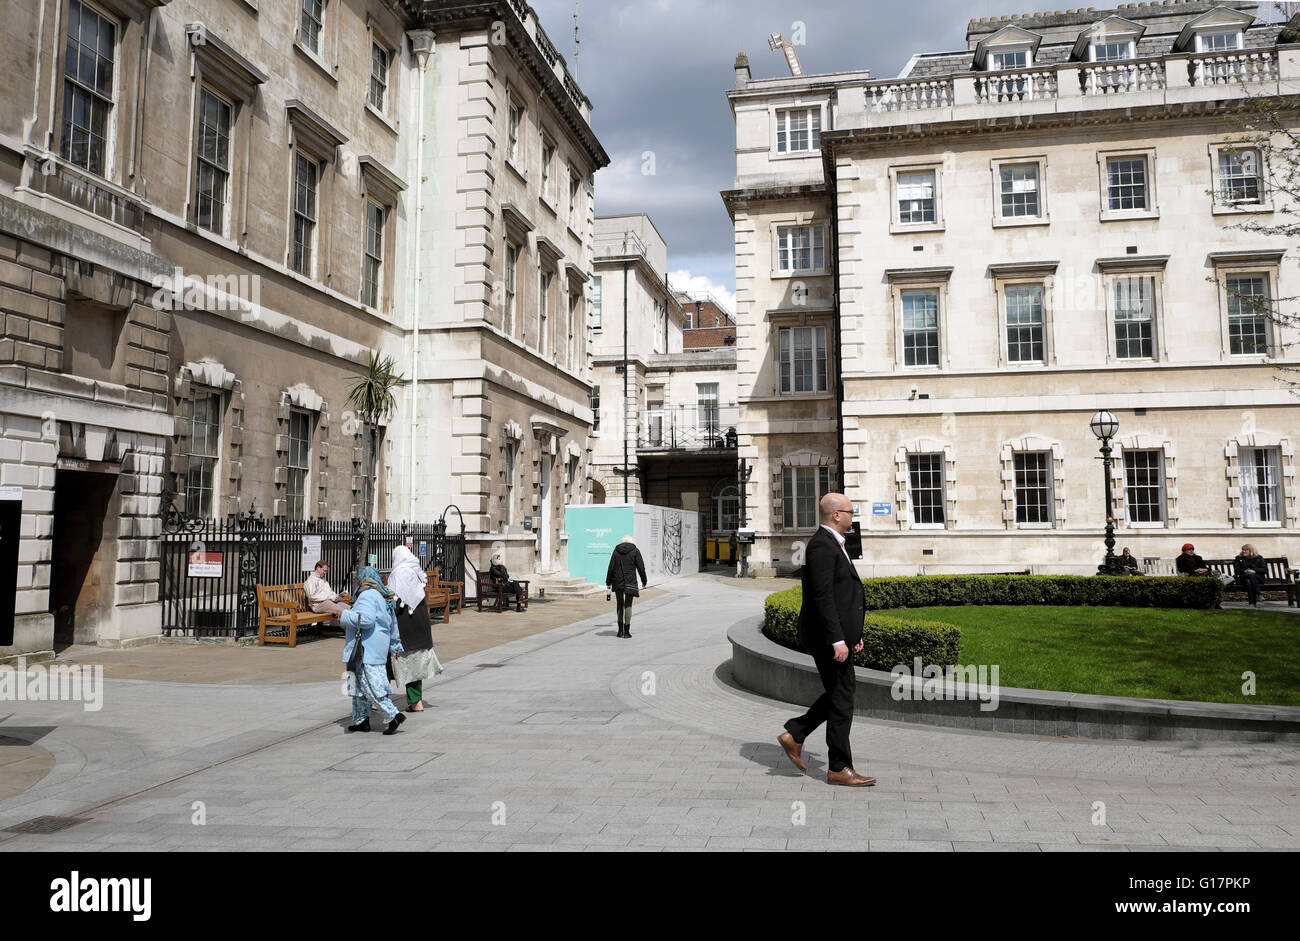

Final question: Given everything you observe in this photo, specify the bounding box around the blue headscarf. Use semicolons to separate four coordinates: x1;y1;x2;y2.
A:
357;566;392;600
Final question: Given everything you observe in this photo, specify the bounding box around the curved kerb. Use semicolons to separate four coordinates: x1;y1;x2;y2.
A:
728;618;1300;743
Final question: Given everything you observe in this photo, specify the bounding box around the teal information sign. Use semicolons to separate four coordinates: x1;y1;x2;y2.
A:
564;505;634;586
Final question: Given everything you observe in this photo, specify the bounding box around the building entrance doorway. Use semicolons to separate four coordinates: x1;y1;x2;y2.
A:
50;469;118;646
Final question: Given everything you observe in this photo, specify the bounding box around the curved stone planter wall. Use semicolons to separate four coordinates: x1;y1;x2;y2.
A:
729;619;1300;743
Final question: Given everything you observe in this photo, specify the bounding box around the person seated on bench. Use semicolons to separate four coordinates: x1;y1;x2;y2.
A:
1118;547;1142;576
1176;543;1211;577
1234;544;1268;607
305;561;349;617
489;553;526;612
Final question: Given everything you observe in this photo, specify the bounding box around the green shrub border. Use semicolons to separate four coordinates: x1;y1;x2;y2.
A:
762;575;1223;672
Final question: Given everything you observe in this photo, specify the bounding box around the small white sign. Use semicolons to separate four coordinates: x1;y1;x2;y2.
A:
0;487;22;502
301;535;323;573
188;552;222;578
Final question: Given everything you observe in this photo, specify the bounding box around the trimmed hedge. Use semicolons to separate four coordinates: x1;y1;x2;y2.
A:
763;587;961;671
860;575;1223;611
761;575;1223;672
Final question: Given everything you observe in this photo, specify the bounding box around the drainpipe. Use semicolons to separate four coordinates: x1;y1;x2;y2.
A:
408;31;435;521
829;151;845;493
622;259;629;503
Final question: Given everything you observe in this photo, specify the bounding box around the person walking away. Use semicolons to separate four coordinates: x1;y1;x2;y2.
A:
606;535;647;638
1234;544;1268;607
387;546;443;711
489;553;526;611
305;561;349;616
777;493;876;787
341;566;405;735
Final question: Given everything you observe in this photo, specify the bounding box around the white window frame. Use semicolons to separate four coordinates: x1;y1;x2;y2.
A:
1106;272;1163;363
1210;143;1270;214
60;0;120;180
367;40;389;114
991;155;1048;226
362;199;384;310
591;275;601;331
540;136;556;207
777;324;830;395
985;44;1035;102
504;241;519;338
782;465;831;530
889;164;945;233
504;439;517;528
1239;447;1286;527
506;92;525;173
537;267;552;356
1090;39;1135;62
1122;447;1167;529
185;388;223;519
286;407;314;521
1012;450;1054;529
774;106;822;155
893;284;947;370
772;223;827;277
1000;281;1049;365
290;150;320;278
1195;29;1242;53
1098;148;1158;222
194;85;234;237
297;0;327;60
906;452;947;529
1221;269;1275;359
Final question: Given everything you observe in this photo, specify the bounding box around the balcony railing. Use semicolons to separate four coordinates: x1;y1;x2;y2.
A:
858;48;1283;117
594;230;649;260
639;405;738;452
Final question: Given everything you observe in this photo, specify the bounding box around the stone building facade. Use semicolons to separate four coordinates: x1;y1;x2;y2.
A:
726;1;1300;575
0;0;604;659
388;1;607;578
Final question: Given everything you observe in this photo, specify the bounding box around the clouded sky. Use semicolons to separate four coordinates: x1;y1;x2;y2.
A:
529;0;984;310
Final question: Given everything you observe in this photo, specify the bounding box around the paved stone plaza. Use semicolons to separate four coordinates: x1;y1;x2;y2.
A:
1;574;1297;852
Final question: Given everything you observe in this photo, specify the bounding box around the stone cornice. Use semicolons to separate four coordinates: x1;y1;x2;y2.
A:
720;182;829;220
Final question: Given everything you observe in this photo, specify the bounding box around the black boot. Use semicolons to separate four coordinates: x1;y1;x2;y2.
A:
383;713;406;736
347;718;371;733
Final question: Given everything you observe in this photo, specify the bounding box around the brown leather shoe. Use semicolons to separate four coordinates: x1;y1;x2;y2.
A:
777;732;806;772
827;767;876;787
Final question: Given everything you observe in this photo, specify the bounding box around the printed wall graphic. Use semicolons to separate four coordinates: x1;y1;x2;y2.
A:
565;504;700;588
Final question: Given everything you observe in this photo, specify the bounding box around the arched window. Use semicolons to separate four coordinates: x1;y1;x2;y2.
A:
712;480;739;533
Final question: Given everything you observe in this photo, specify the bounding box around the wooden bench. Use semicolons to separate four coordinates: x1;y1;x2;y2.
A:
1202;556;1297;607
475;570;529;612
256;584;347;647
430;567;464;614
423;575;452;624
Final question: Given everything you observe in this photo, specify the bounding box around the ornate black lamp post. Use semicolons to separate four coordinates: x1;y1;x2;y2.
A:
1090;409;1122;576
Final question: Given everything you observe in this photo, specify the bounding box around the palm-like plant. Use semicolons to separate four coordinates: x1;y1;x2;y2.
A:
346;351;403;569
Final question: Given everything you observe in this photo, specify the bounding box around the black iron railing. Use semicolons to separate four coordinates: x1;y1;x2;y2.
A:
159;492;465;638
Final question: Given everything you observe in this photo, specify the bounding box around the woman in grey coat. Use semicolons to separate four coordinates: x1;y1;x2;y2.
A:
606;535;647;638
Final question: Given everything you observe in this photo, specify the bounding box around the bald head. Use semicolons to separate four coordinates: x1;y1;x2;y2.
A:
819;492;853;534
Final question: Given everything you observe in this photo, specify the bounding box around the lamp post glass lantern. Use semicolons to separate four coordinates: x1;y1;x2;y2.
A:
1090;410;1121;575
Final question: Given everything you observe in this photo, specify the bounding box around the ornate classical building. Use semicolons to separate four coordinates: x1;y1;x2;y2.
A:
726;1;1300;575
0;0;605;661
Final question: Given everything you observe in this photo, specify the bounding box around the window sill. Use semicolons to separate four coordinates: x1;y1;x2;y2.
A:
505;158;528;184
908;524;948;531
538;195;559;217
1211;202;1274;216
1242;521;1284;529
770;269;829;280
770;149;822;160
294;41;339;84
1016;523;1055;530
890;222;945;235
566;223;584;243
1099;209;1158;223
1124;521;1168;530
992;215;1050;229
364;102;398;135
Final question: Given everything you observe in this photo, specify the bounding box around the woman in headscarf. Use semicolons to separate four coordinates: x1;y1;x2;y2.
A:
388;545;443;712
340;566;405;734
489;552;526;611
605;534;647;638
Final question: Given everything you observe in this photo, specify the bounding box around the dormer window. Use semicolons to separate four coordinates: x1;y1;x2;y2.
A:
1090;41;1134;62
990;49;1029;71
1197;29;1241;53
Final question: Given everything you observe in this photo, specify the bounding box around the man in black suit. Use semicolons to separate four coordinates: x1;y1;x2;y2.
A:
777;493;876;787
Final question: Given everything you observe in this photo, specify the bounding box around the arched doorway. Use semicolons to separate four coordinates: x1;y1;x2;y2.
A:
591;479;606;504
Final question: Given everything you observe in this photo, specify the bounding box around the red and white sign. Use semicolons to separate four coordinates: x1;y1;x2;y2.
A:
188;552;223;578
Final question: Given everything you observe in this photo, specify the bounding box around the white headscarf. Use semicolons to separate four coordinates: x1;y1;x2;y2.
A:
388;545;426;612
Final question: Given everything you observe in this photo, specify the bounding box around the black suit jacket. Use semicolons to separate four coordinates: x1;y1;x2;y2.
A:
798;526;865;651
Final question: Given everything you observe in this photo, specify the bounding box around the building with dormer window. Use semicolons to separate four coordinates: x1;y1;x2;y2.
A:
726;1;1300;575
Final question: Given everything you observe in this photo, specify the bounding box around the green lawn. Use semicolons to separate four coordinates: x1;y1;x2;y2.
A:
886;606;1300;706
